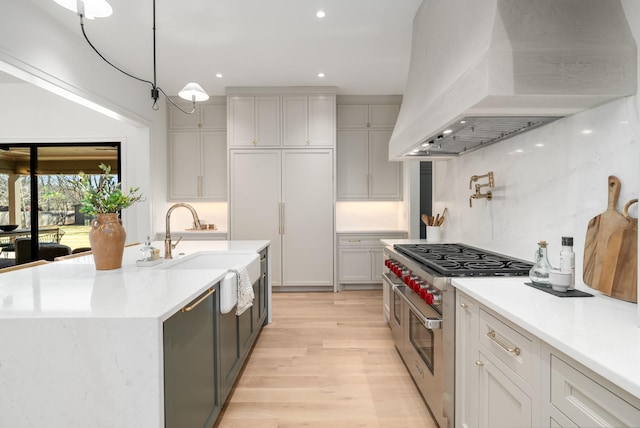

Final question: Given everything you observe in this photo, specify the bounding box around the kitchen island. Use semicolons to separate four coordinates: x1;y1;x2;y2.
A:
0;240;270;428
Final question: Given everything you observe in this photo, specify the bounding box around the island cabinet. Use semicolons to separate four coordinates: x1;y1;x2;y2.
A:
167;97;227;201
165;250;270;428
455;291;541;428
164;286;219;428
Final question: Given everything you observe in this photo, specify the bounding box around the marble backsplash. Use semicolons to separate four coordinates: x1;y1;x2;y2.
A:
432;96;639;279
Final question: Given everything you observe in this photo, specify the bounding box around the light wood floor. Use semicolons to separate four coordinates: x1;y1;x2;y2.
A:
215;290;437;428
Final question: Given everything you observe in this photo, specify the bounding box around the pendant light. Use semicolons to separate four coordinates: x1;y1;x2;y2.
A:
53;0;209;114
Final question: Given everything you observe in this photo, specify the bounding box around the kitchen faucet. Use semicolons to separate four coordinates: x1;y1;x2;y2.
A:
165;203;202;259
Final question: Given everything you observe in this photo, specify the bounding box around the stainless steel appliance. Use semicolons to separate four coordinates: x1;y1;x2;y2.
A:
383;243;533;428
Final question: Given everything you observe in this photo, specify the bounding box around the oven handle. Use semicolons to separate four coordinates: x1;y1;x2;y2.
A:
393;284;442;330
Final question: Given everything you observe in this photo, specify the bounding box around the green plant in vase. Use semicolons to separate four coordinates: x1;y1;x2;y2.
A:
76;164;144;270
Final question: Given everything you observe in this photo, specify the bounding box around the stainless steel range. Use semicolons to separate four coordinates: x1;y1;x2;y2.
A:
382;243;533;428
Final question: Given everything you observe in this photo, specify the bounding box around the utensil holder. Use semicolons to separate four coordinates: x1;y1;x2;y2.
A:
426;226;441;243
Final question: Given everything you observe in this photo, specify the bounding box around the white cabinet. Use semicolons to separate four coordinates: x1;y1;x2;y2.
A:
227;96;280;147
168;98;227;201
230;149;334;288
456;292;540;428
337;129;402;200
456;293;480;428
336;101;402;201
337;232;406;287
168;131;227;201
542;348;640;428
282;95;335;147
478;350;533;428
168;101;226;130
336;104;399;129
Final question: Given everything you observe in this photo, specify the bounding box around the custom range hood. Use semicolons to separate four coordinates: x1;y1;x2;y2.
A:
390;0;637;160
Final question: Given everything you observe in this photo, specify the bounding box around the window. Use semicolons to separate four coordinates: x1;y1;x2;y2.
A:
0;143;120;265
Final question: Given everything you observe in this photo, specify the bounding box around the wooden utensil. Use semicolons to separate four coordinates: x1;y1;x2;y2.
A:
599;199;637;302
583;176;629;291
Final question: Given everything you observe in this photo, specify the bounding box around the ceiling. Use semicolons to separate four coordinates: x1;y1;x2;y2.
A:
17;0;422;97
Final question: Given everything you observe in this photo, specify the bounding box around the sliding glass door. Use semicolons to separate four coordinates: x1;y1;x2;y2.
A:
0;143;120;265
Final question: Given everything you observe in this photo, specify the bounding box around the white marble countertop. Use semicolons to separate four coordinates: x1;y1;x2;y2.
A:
452;277;640;400
0;240;268;322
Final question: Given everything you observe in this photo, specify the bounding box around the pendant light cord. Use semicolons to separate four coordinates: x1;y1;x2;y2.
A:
78;0;196;114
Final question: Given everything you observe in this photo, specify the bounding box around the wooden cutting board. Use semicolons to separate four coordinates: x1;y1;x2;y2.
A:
583;176;629;291
599;199;637;302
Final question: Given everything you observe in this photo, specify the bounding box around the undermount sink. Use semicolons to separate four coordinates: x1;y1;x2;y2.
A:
159;251;261;314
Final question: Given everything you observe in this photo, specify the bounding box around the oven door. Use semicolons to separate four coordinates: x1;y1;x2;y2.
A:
404;301;447;428
389;283;406;354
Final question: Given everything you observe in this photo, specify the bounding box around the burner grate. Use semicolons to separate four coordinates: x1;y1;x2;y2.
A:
394;243;533;277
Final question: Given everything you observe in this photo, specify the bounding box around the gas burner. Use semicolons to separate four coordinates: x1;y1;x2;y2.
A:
394;243;533;277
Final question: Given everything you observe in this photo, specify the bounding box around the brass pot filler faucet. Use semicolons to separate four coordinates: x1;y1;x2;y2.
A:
469;171;494;207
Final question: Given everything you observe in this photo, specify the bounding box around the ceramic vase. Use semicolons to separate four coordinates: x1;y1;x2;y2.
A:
89;213;126;270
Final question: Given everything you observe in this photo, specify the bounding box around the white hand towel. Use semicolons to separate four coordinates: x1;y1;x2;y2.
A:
232;266;254;315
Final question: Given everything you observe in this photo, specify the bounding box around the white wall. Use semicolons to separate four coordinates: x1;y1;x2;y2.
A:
0;83;154;242
0;0;171;242
429;0;639;317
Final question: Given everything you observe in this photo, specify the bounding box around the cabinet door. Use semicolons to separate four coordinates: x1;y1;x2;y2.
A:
371;248;384;282
200;103;227;130
164;288;217;428
338;248;372;282
308;95;335;146
219;310;240;402
255;96;280;146
201;131;227;200
168;105;200;129
168;131;201;200
281;150;334;286
478;350;533;428
456;294;480;428
337;104;369;129
369;104;400;128
337;130;369;200
230;150;282;286
228;96;255;147
369;129;402;200
282;96;308;146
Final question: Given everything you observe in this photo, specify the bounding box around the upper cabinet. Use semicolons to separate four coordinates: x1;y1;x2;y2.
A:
282;95;336;147
336;97;403;201
227;89;337;149
227;96;280;147
169;101;226;130
167;97;227;201
337;104;399;129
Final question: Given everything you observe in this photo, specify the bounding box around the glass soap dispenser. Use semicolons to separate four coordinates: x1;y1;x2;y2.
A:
530;240;552;286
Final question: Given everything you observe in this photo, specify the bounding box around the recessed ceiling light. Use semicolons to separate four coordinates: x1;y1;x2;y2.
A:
443;129;453;135
460;120;466;124
535;143;544;147
215;73;223;78
318;73;325;78
316;10;326;18
582;129;593;134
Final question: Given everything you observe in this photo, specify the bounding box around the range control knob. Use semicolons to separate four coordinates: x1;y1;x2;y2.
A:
423;292;435;305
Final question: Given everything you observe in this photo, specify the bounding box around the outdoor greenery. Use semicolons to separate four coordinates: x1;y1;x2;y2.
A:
75;164;144;215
